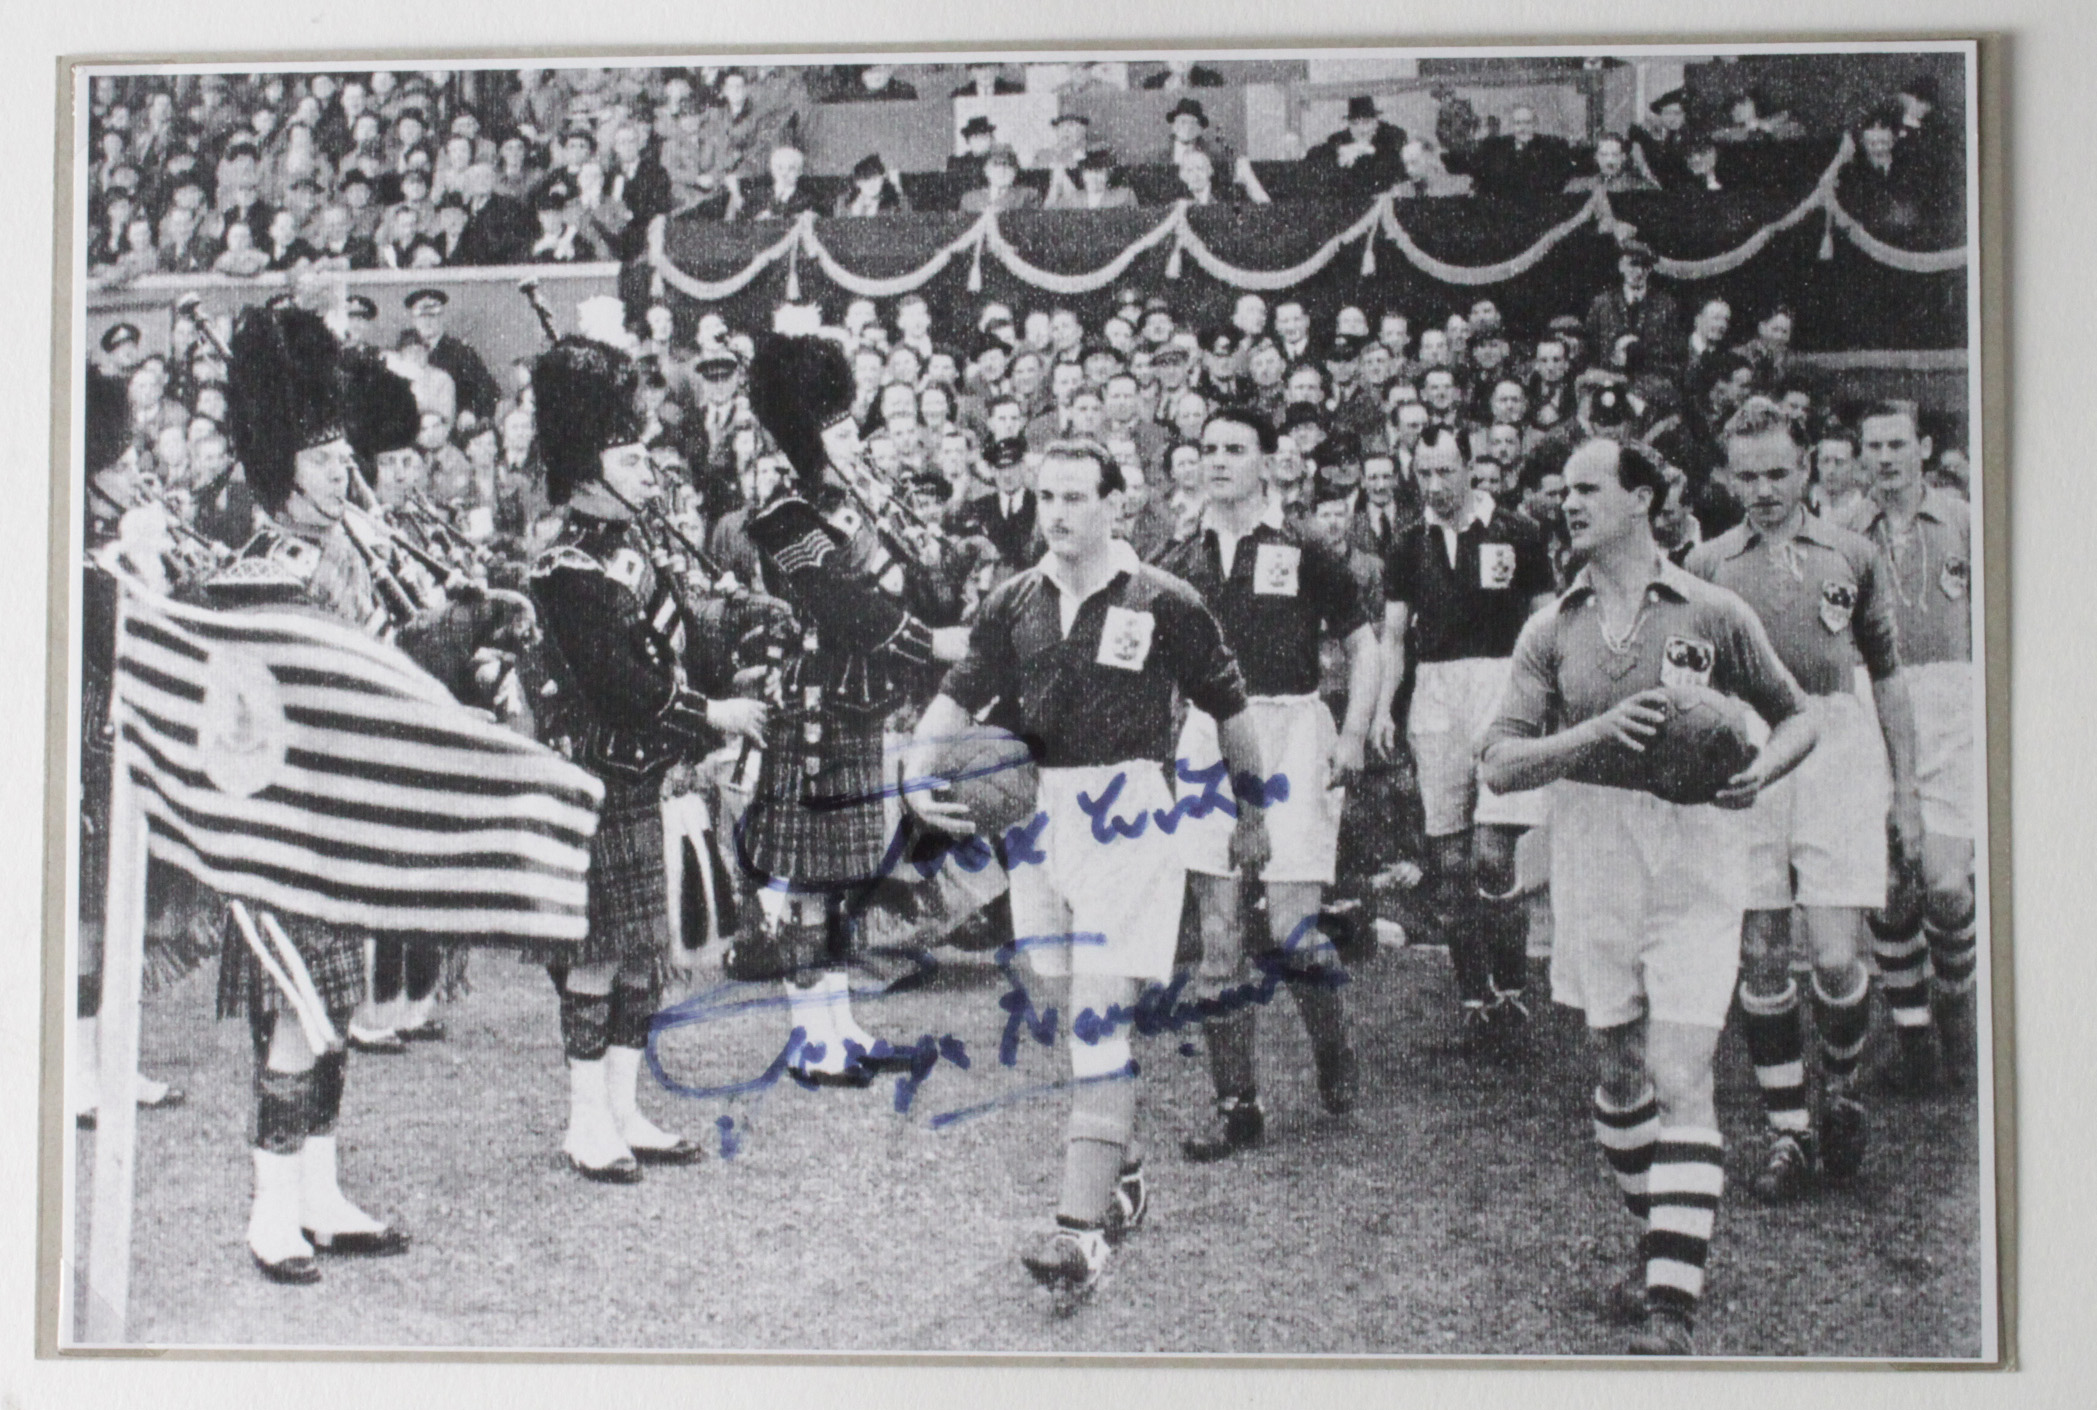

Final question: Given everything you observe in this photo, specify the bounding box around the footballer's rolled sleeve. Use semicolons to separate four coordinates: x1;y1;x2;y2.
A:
1481;606;1563;748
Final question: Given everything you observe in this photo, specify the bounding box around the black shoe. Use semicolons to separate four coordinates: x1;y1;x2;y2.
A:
1626;1307;1695;1355
1182;1094;1265;1162
303;1224;411;1257
629;1135;706;1166
1751;1131;1817;1203
395;1019;448;1043
1819;1092;1869;1184
251;1249;322;1285
1451;1002;1496;1057
347;1028;408;1056
1876;1024;1939;1096
1316;1044;1360;1115
1602;1268;1649;1326
566;1152;642;1184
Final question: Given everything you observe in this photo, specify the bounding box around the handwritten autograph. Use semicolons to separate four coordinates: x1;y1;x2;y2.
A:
643;915;1344;1158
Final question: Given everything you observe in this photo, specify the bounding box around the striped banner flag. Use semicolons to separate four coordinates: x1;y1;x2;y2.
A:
110;583;604;947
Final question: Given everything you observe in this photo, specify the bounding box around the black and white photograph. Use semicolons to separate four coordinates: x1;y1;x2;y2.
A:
48;41;1995;1363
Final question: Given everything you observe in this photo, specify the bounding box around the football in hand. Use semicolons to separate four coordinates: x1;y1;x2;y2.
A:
921;728;1040;836
1639;684;1758;806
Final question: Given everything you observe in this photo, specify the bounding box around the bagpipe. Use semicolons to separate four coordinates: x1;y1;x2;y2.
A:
518;277;796;727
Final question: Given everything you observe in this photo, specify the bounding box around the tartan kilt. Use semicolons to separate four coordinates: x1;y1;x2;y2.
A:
578;774;671;970
216;909;368;1021
737;712;892;889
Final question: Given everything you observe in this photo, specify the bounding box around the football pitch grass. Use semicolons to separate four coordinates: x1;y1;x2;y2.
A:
75;943;1985;1358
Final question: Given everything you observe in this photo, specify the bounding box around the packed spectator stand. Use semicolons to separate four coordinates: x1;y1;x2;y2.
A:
83;57;1973;575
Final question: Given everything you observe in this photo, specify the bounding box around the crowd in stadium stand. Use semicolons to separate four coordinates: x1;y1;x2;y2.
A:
84;63;1963;282
85;62;1971;611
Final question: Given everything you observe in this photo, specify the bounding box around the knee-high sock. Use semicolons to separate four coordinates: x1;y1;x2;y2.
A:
254;1065;314;1156
1738;980;1810;1135
1592;1084;1659;1222
1927;902;1979;999
404;941;443;1004
1643;1128;1724;1321
1869;910;1932;1029
1442;877;1491;1007
371;937;406;1006
1479;891;1529;996
557;979;612;1064
1059;1061;1136;1229
607;969;661;1052
1813;966;1872;1090
1203;1007;1257;1103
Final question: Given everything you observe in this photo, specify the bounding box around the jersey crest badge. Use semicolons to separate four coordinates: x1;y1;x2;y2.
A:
1252;543;1301;596
1940;556;1970;601
1096;605;1156;672
1478;542;1517;590
1819;579;1856;633
1660;635;1715;689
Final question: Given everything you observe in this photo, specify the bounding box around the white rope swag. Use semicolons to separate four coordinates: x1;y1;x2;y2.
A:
647;145;1967;302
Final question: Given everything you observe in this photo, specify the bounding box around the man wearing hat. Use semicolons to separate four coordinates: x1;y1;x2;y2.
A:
1033;111;1094;174
206;306;489;1280
1585;240;1687;378
948;434;1041;567
686;343;751;507
1193;327;1244;403
1143;96;1235;173
1148;340;1195;426
1631;87;1695;190
529;175;611;262
98;322;144;378
1047;145;1136;210
960;143;1042;213
1323;334;1384;444
527;336;756;1180
836;153;912;216
404;287;502;426
1307;96;1408;203
338;295;380;349
1893;72;1959;202
948;113;999;183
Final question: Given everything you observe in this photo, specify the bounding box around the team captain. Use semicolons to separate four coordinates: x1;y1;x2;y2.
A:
1379;425;1557;1047
1481;436;1817;1355
906;438;1269;1299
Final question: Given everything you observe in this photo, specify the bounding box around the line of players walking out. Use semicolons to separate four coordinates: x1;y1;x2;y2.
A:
78;286;1975;1354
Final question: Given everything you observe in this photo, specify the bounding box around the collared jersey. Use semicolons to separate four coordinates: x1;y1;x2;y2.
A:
1151;506;1374;697
1386;498;1555;662
1484;555;1808;793
941;541;1248;768
1685;512;1901;694
1843;488;1972;667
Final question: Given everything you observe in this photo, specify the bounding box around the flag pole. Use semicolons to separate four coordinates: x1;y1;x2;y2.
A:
84;590;148;1345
